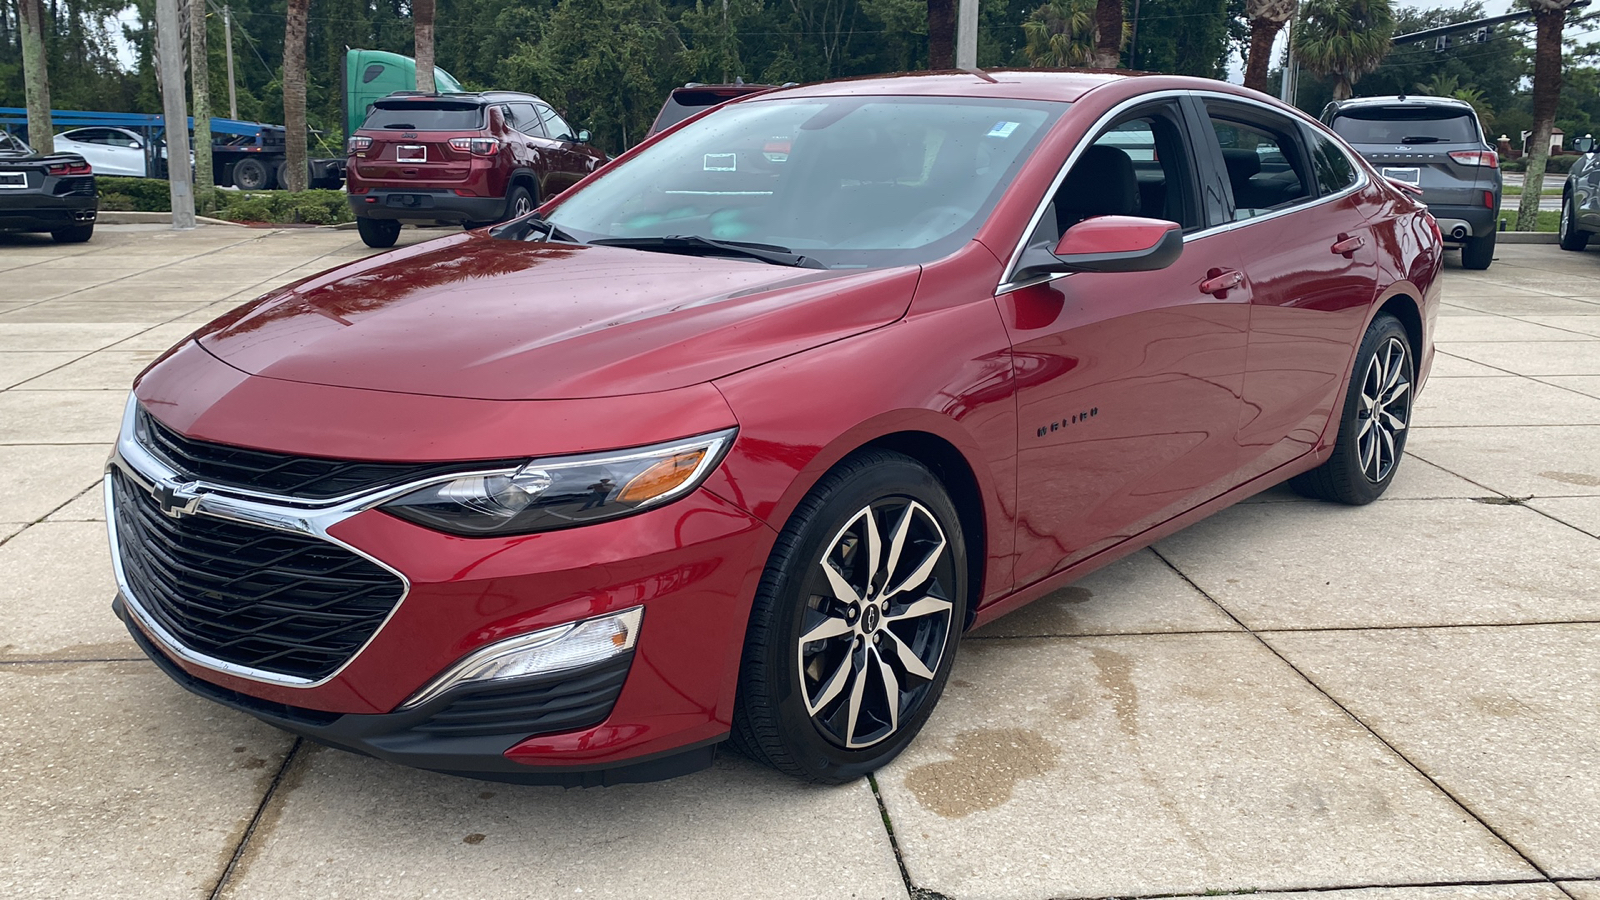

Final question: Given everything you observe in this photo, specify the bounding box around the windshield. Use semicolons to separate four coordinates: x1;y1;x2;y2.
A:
1331;108;1481;144
363;101;484;131
547;95;1061;269
0;132;32;155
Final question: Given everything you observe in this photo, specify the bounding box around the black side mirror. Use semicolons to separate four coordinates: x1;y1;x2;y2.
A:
1574;135;1597;154
1014;215;1184;282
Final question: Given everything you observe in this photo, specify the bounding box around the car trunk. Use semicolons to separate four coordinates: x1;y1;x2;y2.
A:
355;100;483;186
1331;106;1492;208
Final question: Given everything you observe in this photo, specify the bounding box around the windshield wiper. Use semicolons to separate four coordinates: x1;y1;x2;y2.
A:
590;235;827;269
1399;135;1445;143
524;214;582;244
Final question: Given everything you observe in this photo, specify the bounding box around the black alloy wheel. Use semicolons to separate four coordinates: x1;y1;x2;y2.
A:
732;450;968;784
1291;313;1415;505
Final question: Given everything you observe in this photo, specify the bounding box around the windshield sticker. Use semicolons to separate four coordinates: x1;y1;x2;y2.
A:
987;121;1020;139
704;153;737;172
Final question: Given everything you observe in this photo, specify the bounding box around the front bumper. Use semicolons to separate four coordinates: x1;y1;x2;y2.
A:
0;193;97;232
349;189;504;224
117;597;719;784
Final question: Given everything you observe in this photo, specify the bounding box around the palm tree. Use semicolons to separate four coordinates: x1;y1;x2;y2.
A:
414;0;437;92
16;0;53;154
1516;0;1574;231
283;0;309;192
929;0;956;68
1093;0;1124;67
190;0;214;211
1415;73;1460;96
1024;0;1097;67
1292;0;1394;101
1243;0;1297;93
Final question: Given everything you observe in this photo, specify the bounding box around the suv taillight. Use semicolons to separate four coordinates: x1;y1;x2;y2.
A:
1448;150;1498;168
347;136;372;154
46;161;93;176
449;137;499;157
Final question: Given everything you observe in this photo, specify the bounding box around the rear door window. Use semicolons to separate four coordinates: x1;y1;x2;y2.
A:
1330;109;1480;145
1309;131;1359;195
1205;105;1313;219
363;102;485;131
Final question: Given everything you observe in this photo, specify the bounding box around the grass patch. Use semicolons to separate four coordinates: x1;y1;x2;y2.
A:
96;176;353;225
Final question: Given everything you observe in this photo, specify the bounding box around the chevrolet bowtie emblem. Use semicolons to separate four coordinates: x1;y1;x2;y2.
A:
151;478;204;518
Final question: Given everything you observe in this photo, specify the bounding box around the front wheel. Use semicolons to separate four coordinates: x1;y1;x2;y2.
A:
355;216;401;249
1291;313;1415;505
1460;230;1495;270
732;451;968;784
1560;192;1591;251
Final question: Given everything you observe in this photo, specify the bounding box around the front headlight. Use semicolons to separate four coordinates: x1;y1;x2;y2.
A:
382;428;736;536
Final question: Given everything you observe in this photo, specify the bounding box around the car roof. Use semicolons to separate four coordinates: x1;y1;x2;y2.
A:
378;90;548;106
1329;95;1475;111
760;69;1154;103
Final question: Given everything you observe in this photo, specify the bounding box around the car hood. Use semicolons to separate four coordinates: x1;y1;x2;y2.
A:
197;232;921;400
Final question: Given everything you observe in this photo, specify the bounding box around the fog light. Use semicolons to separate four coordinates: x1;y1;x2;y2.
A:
398;607;642;710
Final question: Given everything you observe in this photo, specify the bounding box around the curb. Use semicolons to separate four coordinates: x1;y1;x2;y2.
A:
1496;232;1560;244
97;211;243;227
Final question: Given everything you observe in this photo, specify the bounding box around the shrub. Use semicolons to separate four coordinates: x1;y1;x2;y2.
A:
92;177;354;224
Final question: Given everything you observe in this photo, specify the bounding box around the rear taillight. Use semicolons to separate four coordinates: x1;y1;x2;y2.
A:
46;161;93;176
1484;190;1495;209
449;137;499;157
1448;150;1498;168
347;136;372;154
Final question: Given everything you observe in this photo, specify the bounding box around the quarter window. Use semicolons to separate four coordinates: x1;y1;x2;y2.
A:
1310;132;1358;195
1207;110;1311;219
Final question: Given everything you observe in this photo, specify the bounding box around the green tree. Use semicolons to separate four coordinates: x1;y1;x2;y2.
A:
1023;0;1095;66
1243;0;1296;92
1293;0;1394;101
1516;0;1575;230
15;0;51;152
283;0;308;191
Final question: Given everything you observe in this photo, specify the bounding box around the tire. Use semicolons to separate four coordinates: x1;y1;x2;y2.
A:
1560;192;1591;251
355;216;401;249
50;222;94;243
232;157;270;190
275;160;291;191
502;184;536;223
1290;314;1415;505
731;450;969;784
1460;229;1495;270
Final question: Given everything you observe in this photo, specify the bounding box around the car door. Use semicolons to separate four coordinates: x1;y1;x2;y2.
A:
1196;98;1379;480
533;105;594;195
999;99;1252;586
505;102;553;198
1577;146;1600;232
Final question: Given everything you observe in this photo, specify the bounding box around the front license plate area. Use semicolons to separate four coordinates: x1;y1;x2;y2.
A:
396;145;427;163
1382;167;1421;186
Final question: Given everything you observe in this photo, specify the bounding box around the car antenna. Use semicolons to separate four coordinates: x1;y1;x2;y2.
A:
965;68;998;84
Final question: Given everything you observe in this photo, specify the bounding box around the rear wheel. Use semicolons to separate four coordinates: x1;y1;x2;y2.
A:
51;223;94;243
232;158;270;191
355;216;401;249
732;451;968;784
504;185;535;222
275;160;291;191
1291;313;1414;505
1460;230;1495;270
1560;192;1591;251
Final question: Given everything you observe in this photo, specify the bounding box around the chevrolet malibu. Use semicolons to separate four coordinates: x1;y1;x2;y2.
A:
108;71;1442;786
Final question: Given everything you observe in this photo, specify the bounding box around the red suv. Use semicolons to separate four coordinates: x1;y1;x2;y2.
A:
346;91;606;247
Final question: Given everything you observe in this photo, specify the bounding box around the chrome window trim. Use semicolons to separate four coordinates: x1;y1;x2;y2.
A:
996;89;1370;297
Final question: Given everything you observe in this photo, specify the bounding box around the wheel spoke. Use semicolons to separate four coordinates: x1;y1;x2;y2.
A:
844;650;870;746
1382;410;1407;432
862;508;883;594
883;628;937;680
820;559;861;606
799;613;852;646
806;649;855;716
1359;427;1377;476
875;647;900;736
1379;422;1397;473
886;595;953;624
884;504;915;589
1384;380;1410;407
1358;417;1374;440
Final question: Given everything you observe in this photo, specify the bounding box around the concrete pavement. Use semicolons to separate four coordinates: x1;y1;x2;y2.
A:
2;224;1598;900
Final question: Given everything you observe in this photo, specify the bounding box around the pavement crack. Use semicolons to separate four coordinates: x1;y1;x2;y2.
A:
1149;546;1572;891
868;773;952;900
207;737;302;900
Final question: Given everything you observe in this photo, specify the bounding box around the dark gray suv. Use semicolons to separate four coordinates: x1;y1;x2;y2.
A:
1323;96;1501;269
1560;134;1599;253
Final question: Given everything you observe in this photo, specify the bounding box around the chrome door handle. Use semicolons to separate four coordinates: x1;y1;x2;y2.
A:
1332;233;1366;257
1200;269;1244;296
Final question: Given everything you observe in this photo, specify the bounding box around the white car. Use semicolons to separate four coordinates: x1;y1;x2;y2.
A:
52;127;192;179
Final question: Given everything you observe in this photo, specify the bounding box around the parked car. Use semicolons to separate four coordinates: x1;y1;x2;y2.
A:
345;91;607;248
647;82;780;137
0;131;97;242
1322;95;1500;269
1560;133;1599;252
110;71;1441;786
52;126;192;179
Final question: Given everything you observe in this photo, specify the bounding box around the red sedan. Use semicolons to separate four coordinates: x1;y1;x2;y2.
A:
108;71;1441;786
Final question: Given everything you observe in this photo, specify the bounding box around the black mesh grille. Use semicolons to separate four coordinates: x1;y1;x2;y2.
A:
135;407;518;502
111;469;405;680
413;656;631;737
